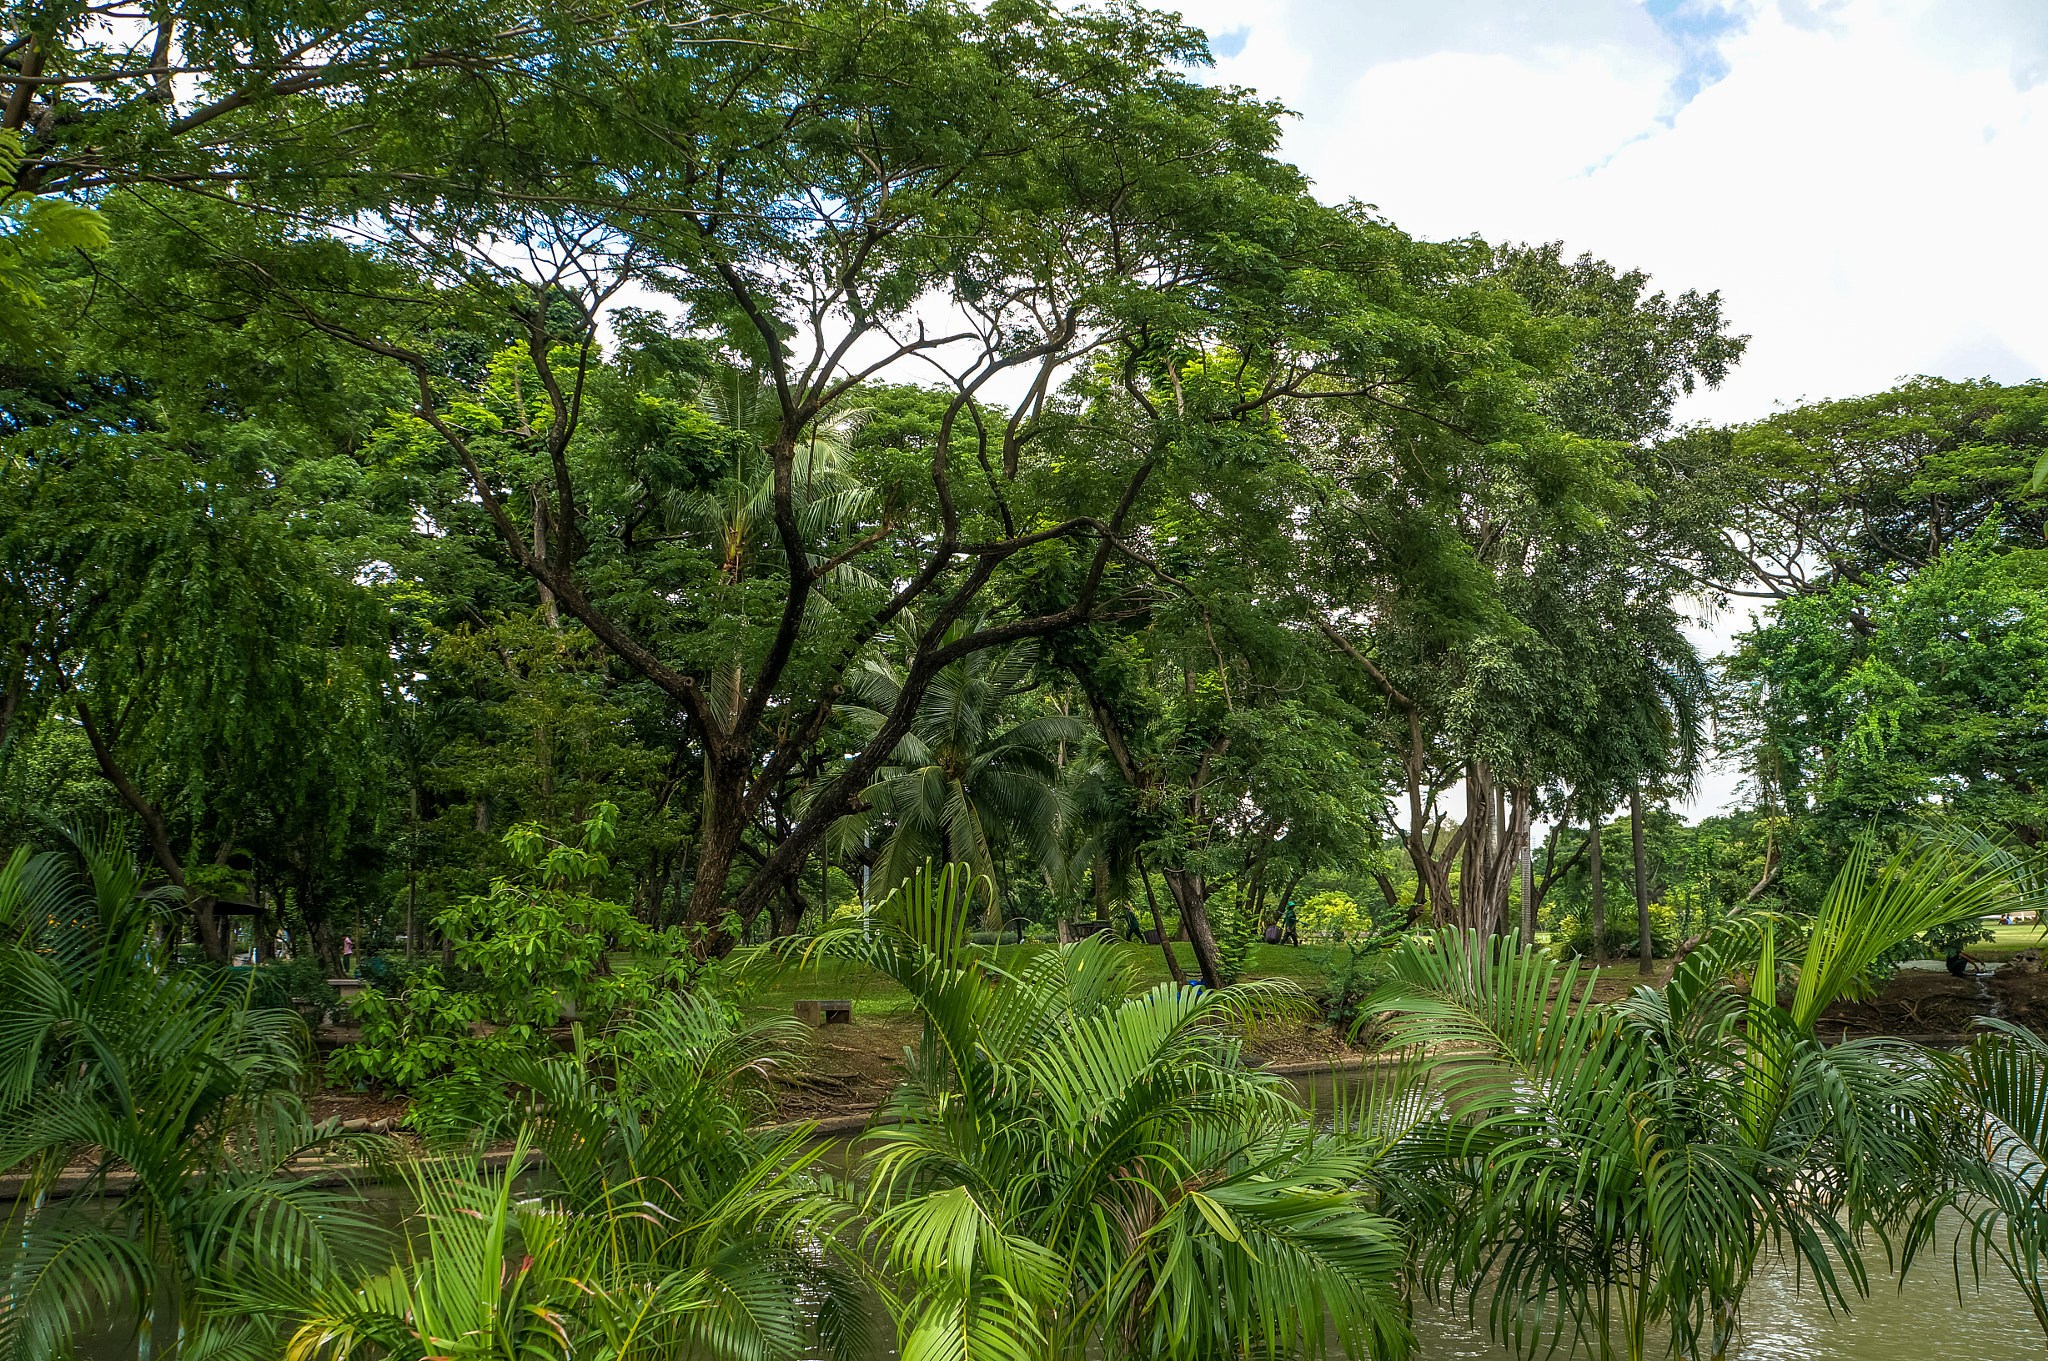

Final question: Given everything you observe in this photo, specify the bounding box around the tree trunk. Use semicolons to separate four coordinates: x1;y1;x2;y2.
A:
1520;826;1535;948
1631;782;1654;974
1161;868;1226;988
1136;856;1186;985
1456;759;1493;932
1477;782;1531;937
72;693;229;961
534;489;560;630
681;748;751;949
772;877;807;937
310;913;344;980
1589;811;1608;966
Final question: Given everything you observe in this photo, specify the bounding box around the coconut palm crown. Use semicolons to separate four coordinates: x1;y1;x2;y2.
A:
829;621;1086;906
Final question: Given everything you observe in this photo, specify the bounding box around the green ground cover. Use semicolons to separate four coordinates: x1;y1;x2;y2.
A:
730;940;1361;1025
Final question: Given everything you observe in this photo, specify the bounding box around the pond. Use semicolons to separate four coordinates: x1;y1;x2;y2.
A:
68;1088;2045;1361
1405;1220;2042;1359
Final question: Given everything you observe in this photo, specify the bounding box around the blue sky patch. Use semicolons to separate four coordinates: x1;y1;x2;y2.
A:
1643;0;1748;118
1210;25;1250;60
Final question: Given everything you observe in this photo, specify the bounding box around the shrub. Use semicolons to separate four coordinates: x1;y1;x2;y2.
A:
1313;944;1391;1040
327;803;711;1139
247;956;339;1021
1551;897;1680;959
1298;890;1373;942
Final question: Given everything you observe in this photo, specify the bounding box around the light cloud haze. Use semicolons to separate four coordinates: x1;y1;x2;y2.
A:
1173;0;2048;426
1162;0;2046;818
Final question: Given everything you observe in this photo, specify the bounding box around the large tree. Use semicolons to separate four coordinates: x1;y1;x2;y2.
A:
92;0;1582;951
1309;245;1742;935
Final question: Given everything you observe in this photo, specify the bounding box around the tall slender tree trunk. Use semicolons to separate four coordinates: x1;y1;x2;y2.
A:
1457;758;1494;932
1589;810;1608;966
682;747;751;949
1520;826;1536;948
1161;869;1226;988
534;490;559;630
1137;855;1186;985
1631;782;1654;974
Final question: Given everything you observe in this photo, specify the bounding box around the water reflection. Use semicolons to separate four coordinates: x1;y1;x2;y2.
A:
62;1099;2044;1361
1405;1209;2039;1360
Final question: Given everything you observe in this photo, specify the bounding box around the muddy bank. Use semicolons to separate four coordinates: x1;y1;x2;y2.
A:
1815;958;2048;1044
766;1015;1369;1123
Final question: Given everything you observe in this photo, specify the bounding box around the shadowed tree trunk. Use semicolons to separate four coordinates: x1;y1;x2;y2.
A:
1631;782;1654;974
1589;811;1608;967
1520;830;1536;947
1137;855;1186;986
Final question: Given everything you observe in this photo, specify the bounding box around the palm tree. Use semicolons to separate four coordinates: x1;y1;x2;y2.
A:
665;359;875;592
1939;837;2048;1344
808;861;1410;1361
829;624;1085;907
1948;1018;2048;1342
0;831;381;1360
282;994;864;1361
1366;827;2031;1361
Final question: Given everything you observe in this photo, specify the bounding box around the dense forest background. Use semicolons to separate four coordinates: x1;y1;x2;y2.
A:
4;0;2045;988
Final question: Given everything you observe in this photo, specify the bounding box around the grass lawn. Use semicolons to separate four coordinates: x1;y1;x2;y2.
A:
729;938;1357;1025
1973;921;2048;951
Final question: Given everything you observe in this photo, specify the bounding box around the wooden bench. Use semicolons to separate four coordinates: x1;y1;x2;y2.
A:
794;998;854;1026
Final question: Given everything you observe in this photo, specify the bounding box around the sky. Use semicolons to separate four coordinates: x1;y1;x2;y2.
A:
1155;0;2048;818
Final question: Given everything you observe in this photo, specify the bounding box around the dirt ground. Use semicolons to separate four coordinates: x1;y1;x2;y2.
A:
307;957;2046;1132
305;1010;1371;1131
1814;960;2048;1042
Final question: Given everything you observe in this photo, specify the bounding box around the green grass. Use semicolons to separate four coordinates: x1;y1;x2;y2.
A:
726;937;1356;1025
1974;921;2048;951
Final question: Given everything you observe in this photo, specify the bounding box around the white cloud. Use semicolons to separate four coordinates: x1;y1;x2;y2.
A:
1170;0;2048;819
1185;0;2048;429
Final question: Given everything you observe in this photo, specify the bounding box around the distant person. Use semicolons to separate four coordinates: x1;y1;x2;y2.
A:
1946;949;1983;978
342;935;355;977
1282;903;1299;947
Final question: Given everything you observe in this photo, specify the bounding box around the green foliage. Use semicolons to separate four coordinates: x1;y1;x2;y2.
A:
1207;886;1260;986
247;956;340;1018
282;996;859;1361
1726;527;2048;849
0;132;106;348
1947;1019;2048;1342
1311;944;1393;1036
0;833;379;1360
1727;375;2048;588
1298;889;1374;942
1366;824;2039;1360
809;861;1409;1361
328;804;706;1139
828;626;1084;906
1549;898;1680;959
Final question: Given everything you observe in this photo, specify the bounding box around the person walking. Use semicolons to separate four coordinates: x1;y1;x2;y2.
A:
1281;902;1300;947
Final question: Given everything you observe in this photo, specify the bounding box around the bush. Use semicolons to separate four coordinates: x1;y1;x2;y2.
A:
1298;890;1373;943
357;953;488;999
326;804;710;1139
1552;898;1680;960
968;929;1024;945
247;957;339;1020
1313;944;1391;1040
